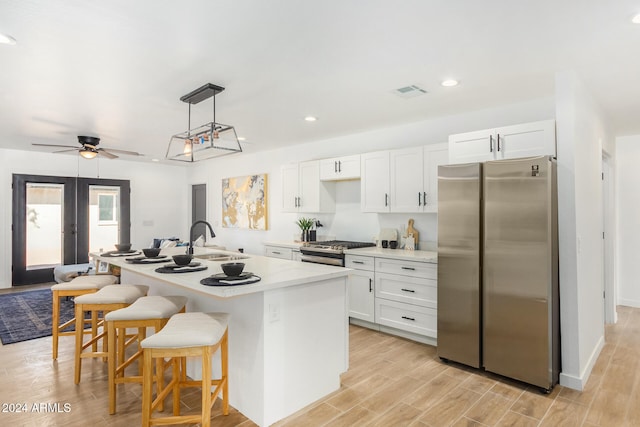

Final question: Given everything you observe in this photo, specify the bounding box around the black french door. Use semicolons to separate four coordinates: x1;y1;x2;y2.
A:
11;174;130;285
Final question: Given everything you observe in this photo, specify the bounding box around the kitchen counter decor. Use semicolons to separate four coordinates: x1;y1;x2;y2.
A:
154;262;208;273
125;255;171;264
200;272;261;286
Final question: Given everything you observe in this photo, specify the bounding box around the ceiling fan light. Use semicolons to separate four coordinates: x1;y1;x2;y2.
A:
79;148;97;159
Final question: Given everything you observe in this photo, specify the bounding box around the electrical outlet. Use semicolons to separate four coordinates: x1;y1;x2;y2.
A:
268;303;280;322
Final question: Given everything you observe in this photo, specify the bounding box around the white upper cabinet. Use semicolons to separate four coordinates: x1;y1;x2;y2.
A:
363;144;448;213
281;161;335;213
361;151;391;212
319;155;361;181
448;119;556;165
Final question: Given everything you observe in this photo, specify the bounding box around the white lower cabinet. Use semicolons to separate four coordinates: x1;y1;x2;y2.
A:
264;245;301;261
346;254;437;342
375;299;437;338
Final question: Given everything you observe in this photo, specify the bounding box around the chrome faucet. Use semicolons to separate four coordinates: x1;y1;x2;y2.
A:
187;220;215;255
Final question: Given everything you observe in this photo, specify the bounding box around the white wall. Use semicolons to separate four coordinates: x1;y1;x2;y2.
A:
616;135;640;307
0;148;189;288
555;71;611;390
189;97;555;255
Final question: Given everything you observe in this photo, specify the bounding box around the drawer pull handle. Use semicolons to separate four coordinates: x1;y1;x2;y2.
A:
352;261;364;264
401;266;416;271
272;251;281;255
401;288;415;293
401;316;415;321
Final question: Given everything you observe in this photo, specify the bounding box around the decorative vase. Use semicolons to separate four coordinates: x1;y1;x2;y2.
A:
301;230;309;242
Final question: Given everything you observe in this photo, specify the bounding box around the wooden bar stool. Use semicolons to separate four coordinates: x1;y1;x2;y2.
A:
51;274;118;360
73;285;148;384
105;295;188;414
140;312;230;427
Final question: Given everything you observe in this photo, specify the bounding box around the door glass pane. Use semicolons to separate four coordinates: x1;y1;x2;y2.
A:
26;183;63;269
89;186;120;253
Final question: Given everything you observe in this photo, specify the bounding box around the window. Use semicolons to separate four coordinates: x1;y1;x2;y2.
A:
98;193;117;223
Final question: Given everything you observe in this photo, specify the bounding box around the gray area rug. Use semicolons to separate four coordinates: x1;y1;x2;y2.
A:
0;289;74;345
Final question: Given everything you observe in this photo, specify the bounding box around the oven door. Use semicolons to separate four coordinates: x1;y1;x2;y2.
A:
300;253;344;266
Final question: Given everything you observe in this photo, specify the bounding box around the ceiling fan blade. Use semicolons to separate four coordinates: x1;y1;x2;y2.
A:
97;149;118;159
32;143;78;149
101;147;143;156
53;148;80;154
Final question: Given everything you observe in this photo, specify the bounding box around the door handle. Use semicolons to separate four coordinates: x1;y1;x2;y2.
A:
489;135;493;152
338;161;342;172
334;161;337;173
385;193;388;206
423;192;427;205
369;278;372;292
497;133;501;151
418;193;421;206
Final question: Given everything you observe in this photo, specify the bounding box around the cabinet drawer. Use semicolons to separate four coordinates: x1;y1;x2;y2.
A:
345;255;375;271
264;246;293;260
375;298;437;338
375;272;436;308
375;258;436;279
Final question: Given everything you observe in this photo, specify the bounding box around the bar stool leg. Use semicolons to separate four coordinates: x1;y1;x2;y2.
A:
52;291;60;360
202;346;212;427
141;350;153;427
172;357;181;416
74;304;84;384
221;331;229;415
107;321;117;414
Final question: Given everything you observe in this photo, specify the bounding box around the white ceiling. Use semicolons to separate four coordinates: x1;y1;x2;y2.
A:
1;0;639;162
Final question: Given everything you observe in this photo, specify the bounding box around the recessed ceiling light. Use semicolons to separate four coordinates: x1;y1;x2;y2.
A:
304;116;317;122
151;158;160;162
633;14;640;24
237;136;246;141
441;79;459;87
0;33;16;45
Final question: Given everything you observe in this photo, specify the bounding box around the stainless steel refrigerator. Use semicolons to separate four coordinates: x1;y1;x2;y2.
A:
437;156;559;391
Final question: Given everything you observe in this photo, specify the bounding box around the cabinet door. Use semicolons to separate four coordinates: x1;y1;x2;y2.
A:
298;161;321;212
361;151;390;212
448;128;496;164
319;155;361;181
281;164;300;212
335;155;361;180
423;144;448;213
496;120;556;159
390;147;423;212
348;269;375;322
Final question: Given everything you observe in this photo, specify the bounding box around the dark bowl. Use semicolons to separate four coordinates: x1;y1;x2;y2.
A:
172;254;193;266
115;243;132;252
221;262;245;277
143;248;161;258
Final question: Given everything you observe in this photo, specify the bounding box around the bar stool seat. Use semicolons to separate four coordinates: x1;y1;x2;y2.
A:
73;285;148;384
51;274;118;360
105;295;188;414
141;312;230;427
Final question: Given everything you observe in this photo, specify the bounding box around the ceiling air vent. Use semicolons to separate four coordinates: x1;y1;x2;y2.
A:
393;84;428;98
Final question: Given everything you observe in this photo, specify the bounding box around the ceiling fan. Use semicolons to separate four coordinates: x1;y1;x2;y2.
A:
32;135;143;159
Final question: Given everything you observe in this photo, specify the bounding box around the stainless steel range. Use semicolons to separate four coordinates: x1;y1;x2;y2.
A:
300;240;376;266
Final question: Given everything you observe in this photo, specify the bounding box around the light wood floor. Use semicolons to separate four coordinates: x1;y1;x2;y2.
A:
0;284;638;426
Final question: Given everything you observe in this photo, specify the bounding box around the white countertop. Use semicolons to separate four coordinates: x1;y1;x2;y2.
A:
345;247;438;263
93;246;350;299
263;241;305;249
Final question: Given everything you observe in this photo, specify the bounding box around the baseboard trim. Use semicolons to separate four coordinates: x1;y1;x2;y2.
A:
349;318;437;347
618;299;640;308
559;334;605;391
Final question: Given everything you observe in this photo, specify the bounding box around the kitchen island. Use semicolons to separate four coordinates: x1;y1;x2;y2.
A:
93;247;350;426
